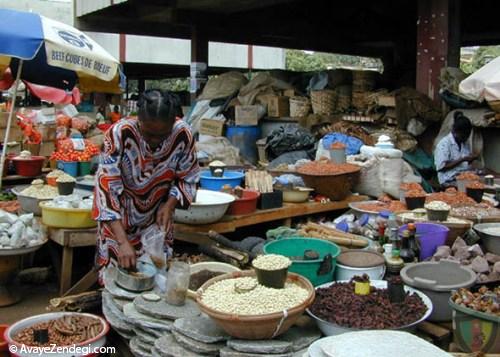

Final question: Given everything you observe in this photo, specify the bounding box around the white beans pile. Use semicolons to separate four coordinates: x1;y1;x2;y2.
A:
425;201;451;211
252;254;291;271
201;277;308;315
21;180;58;199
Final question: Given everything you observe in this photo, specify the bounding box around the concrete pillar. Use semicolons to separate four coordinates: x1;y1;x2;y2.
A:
190;26;209;103
416;0;461;101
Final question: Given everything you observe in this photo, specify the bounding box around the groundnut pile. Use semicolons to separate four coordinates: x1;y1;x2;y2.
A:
297;161;359;176
201;277;309;315
253;254;291;270
13;315;103;347
457;172;480;181
452;286;499;316
309;281;427;329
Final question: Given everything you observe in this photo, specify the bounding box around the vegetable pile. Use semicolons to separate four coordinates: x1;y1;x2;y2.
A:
50;139;99;162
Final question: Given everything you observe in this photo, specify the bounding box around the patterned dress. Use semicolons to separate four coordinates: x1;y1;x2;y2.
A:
92;119;199;270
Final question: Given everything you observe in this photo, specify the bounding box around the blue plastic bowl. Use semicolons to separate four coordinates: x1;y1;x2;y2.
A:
200;170;245;191
57;161;79;177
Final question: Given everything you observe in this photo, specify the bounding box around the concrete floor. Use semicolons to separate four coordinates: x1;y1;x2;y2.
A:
0;283;58;324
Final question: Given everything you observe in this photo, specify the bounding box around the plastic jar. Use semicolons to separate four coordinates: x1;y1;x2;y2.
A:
164;261;190;306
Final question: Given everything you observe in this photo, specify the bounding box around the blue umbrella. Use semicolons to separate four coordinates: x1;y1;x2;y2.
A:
0;9;125;185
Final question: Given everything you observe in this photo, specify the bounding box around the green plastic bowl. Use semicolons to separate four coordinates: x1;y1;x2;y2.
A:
263;237;341;286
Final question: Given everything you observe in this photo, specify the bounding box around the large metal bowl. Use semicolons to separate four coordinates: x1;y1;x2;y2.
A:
306;280;433;336
473;223;500;255
174;189;235;225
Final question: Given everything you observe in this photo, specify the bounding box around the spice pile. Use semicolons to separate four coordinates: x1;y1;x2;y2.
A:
189;270;225;291
452;286;499;316
466;181;485;190
405;189;426;198
297;161;360;176
13;315;103;347
200;277;309;315
400;183;424;192
427;186;488;207
457;172;480;181
451;203;500;220
309;280;427;329
355;196;407;213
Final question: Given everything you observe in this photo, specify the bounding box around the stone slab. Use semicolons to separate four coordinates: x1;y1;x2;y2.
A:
130;337;152;357
277;326;322;352
124;303;173;331
227;339;293;354
134;325;167;339
220;347;293;357
154;334;201;357
133;328;168;344
102;292;134;333
172;330;223;355
172;314;229;343
134;295;200;320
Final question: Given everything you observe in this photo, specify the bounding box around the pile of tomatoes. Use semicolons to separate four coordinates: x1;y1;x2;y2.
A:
50;139;100;162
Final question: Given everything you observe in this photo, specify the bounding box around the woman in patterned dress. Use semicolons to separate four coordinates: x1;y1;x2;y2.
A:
93;90;199;270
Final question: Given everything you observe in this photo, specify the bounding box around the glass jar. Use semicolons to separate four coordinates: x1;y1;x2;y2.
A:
164;261;190;306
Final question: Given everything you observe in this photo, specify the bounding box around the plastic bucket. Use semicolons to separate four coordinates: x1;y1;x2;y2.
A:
79;161;92;176
57;161;79;177
226;126;261;164
399;222;449;260
199;170;245;191
12;156;45;177
263;237;341;286
228;190;260;215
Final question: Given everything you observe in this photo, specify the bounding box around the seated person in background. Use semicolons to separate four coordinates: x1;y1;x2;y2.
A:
434;111;479;188
109;105;122;124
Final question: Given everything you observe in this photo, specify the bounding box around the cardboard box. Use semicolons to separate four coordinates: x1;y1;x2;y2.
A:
199;119;225;137
0;126;24;142
283;89;297;97
235;105;260;126
0;112;9;128
268;96;290;118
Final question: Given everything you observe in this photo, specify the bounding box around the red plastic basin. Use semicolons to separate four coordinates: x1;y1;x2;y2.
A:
228;190;260;216
12;156;45;177
0;324;8;352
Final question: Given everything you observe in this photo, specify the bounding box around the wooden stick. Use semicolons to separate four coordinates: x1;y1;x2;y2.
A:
299;229;368;248
306;222;366;242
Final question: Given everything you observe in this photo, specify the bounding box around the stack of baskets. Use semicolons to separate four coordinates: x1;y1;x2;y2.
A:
289;96;311;117
352;71;376;111
311;89;337;116
336;85;352;112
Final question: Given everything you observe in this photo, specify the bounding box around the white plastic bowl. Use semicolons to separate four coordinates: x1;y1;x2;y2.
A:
174;189;235;224
5;312;109;357
307;280;433;336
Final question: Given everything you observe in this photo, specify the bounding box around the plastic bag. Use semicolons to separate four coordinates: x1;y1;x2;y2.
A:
141;224;167;270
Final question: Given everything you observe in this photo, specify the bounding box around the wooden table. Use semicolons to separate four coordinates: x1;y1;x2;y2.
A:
175;195;368;244
48;227;98;296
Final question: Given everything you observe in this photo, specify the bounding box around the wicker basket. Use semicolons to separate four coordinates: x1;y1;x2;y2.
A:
352;70;376;92
196;270;315;340
297;165;361;201
352;91;375;110
311;90;337;115
289;96;311;117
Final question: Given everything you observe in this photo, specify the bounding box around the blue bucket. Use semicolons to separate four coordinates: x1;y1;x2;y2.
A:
399;222;449;260
226;126;261;164
57;161;79;177
200;170;245;191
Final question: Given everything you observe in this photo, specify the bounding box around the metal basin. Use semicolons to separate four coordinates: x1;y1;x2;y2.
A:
474;222;500;255
174;189;235;224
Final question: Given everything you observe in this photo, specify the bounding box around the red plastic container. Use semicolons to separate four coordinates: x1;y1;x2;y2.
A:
228;190;260;216
11;156;45;177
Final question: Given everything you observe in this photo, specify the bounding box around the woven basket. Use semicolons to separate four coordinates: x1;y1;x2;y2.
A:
337;94;352;112
311;90;337;115
289;96;311;117
352;91;375;110
488;100;500;113
352;71;376;92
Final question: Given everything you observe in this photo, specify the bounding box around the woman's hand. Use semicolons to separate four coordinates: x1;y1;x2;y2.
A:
157;197;177;232
117;239;136;269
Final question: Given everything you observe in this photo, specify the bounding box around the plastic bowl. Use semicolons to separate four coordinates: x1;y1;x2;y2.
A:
196;270;315;339
11;156;45;177
228;190;260;215
466;187;484;203
200;170;245;191
174;189;235;224
39;201;96;228
12;185;54;216
253;266;288;289
5;312;109;357
57;181;76;195
405;196;426;210
306;280;433;336
282;187;314;203
399;222;449;260
188;262;241;296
